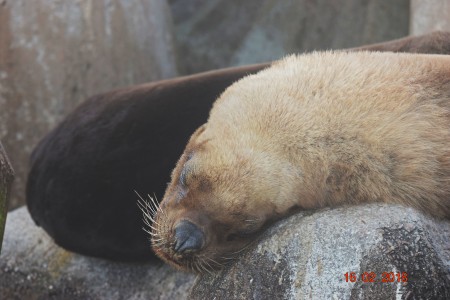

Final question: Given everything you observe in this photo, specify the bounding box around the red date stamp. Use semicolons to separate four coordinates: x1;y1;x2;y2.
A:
344;272;408;283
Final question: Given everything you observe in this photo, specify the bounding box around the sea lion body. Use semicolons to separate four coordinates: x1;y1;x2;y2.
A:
152;51;450;272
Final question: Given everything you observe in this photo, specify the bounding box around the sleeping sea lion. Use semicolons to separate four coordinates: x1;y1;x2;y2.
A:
149;51;450;272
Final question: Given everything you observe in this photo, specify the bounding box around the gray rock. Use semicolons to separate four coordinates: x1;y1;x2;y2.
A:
190;204;450;299
0;141;14;252
0;207;195;299
0;0;178;210
410;0;450;35
169;0;409;74
2;204;449;299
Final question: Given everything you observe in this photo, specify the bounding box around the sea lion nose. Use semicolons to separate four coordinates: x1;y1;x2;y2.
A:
173;220;204;254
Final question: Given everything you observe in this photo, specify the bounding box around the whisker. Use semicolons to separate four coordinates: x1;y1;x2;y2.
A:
142;227;160;237
137;198;157;216
144;218;163;229
199;259;210;275
151;242;164;248
151;237;164;243
141;215;154;225
205;256;223;268
221;256;235;262
135;190;159;215
195;260;204;274
189;261;197;273
228;240;256;256
150;193;169;218
148;193;164;216
200;258;215;276
140;210;155;222
200;258;214;276
141;213;159;229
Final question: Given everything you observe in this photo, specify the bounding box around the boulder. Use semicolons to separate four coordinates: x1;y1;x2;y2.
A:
0;207;195;299
2;205;449;299
190;204;450;299
169;0;409;73
0;141;14;252
0;0;178;210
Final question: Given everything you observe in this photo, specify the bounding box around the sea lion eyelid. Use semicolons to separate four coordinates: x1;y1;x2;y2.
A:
179;166;189;187
179;152;195;187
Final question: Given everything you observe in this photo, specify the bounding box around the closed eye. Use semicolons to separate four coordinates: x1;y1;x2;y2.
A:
179;153;194;187
180;166;189;187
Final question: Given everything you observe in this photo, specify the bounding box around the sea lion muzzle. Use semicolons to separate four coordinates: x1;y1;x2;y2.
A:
173;220;205;254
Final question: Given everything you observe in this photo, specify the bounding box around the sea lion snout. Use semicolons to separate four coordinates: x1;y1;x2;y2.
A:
173;220;205;254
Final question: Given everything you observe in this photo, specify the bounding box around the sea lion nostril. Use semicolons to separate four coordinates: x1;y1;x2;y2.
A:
173;220;204;253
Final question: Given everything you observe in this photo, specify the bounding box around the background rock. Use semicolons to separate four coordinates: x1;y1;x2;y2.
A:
0;0;417;211
0;0;178;210
169;0;409;74
190;204;450;300
410;0;450;35
0;140;14;252
0;207;196;299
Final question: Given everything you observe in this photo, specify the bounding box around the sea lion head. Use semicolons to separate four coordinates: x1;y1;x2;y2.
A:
147;122;299;273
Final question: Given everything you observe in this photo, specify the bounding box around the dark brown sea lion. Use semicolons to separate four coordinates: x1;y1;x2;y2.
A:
151;51;450;272
26;32;450;261
26;64;266;261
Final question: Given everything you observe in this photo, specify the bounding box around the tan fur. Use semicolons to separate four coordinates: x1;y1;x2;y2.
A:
152;51;450;272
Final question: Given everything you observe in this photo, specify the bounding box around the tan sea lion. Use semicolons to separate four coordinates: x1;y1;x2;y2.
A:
145;51;450;273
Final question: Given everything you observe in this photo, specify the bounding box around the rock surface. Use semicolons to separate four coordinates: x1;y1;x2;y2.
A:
410;0;450;35
2;205;449;299
0;141;14;252
0;0;178;210
190;204;450;300
0;207;196;299
169;0;409;74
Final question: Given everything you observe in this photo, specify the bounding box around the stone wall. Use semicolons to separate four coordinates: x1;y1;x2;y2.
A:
0;0;178;210
410;0;450;34
2;0;414;211
169;0;410;73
